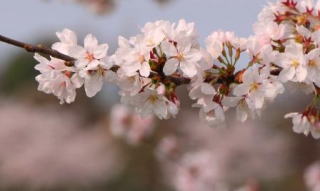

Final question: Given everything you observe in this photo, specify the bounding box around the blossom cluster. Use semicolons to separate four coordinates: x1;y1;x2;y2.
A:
33;0;320;139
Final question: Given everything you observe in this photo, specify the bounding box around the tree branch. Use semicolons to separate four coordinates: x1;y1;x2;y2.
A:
0;34;76;64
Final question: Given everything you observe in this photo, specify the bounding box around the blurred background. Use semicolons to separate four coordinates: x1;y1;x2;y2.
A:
1;0;320;191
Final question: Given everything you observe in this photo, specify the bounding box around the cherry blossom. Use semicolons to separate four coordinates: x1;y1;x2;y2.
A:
189;81;226;126
277;42;308;83
285;110;320;139
114;35;151;77
52;28;78;55
110;104;155;145
162;40;202;77
233;65;283;114
34;53;81;104
121;85;179;120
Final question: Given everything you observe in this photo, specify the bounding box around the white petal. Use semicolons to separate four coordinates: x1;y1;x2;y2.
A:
56;29;77;45
118;36;130;47
180;60;197;77
84;34;98;52
154;101;168;119
233;84;250;96
93;44;109;59
34;53;49;64
279;67;295;82
222;96;241;107
284;112;299;119
69;45;86;59
71;73;84;88
163;59;179;76
200;83;216;95
140;62;151;77
236;104;248;122
84;75;104;97
252;93;264;109
52;42;70;55
295;66;307;82
86;60;101;70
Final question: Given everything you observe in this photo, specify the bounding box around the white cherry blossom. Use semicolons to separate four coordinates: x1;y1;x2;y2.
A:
162;40;202;77
285;112;320;139
52;28;78;55
34;53;81;104
70;33;109;69
189;82;226;126
297;0;314;13
254;22;288;45
121;86;179;120
141;20;171;48
114;35;151;77
277;42;308;83
233;66;270;111
304;48;320;86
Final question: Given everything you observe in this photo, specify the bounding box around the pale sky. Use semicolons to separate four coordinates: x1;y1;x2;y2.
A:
0;0;269;61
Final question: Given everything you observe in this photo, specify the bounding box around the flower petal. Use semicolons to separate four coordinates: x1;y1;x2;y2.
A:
84;34;98;52
163;59;179;76
84;74;103;97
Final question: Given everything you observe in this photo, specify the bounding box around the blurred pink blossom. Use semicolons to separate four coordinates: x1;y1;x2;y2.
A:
155;135;180;161
157;111;292;190
174;151;220;191
0;101;122;188
110;104;155;145
305;162;320;191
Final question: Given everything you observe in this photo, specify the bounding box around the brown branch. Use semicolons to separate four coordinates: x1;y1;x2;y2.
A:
0;34;76;65
165;75;191;85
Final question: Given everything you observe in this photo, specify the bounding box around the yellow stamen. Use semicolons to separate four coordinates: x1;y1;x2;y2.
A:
308;60;317;67
148;95;159;103
176;53;185;62
85;52;95;62
138;55;145;63
291;59;300;68
296;14;308;25
250;82;259;92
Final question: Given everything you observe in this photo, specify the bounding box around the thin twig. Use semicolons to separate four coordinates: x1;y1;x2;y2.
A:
0;34;76;65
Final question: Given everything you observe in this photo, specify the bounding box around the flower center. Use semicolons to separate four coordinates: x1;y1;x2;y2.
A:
85;52;95;62
148;95;159;103
138;55;145;63
176;53;185;62
250;82;260;92
291;59;300;68
146;39;155;47
296;14;308;25
308;59;317;67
